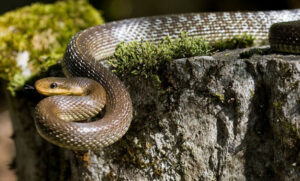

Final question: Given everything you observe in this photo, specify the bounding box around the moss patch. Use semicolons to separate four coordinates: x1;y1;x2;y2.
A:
215;93;225;102
109;32;212;87
212;34;254;51
0;0;103;95
109;32;254;89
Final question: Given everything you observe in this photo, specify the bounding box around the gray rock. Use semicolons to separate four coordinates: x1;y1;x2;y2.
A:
7;48;299;180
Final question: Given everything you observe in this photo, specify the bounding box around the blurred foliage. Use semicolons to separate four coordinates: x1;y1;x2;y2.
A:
0;0;103;95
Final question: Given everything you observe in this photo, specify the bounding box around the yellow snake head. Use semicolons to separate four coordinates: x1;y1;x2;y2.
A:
35;77;85;96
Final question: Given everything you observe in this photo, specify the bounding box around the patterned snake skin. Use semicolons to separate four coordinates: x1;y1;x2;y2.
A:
34;9;300;150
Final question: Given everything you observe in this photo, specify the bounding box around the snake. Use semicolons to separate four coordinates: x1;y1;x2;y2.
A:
34;9;300;150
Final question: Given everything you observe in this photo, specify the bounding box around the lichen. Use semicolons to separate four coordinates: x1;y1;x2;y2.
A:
279;120;300;146
111;132;167;177
272;100;300;144
0;0;103;95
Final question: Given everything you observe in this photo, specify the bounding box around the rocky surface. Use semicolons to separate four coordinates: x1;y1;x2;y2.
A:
7;48;300;180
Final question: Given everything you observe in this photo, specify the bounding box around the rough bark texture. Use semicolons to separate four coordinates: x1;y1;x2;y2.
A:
7;48;300;180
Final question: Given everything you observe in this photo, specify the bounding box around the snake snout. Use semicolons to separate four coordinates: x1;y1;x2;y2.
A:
35;77;83;96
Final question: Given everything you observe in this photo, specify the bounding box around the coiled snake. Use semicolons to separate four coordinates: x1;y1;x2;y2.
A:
34;9;300;150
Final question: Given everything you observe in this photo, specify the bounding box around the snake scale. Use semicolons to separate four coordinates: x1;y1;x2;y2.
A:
34;9;300;150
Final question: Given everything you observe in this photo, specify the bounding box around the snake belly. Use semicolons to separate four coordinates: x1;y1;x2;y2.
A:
34;9;300;150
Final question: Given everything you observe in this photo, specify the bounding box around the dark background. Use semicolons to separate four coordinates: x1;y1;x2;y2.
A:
0;0;300;21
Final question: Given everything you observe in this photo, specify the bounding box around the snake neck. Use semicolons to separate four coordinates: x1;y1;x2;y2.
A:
36;77;106;122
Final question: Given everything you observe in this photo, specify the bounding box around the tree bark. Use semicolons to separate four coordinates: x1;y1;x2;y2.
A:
7;48;300;180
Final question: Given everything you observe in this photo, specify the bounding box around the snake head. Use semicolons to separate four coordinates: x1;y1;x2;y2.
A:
35;77;84;96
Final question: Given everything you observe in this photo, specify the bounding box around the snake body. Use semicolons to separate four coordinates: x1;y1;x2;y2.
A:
35;9;300;150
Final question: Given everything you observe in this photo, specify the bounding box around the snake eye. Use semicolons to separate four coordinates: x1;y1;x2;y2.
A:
50;83;57;89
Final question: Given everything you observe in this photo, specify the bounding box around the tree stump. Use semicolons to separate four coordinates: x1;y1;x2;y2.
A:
6;48;300;180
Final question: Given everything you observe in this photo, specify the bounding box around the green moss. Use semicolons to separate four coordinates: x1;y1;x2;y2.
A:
212;34;254;51
0;0;103;95
280;120;300;144
109;32;255;89
239;46;272;59
272;100;299;143
273;101;283;108
291;80;299;90
109;32;212;88
249;89;255;98
215;93;225;102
